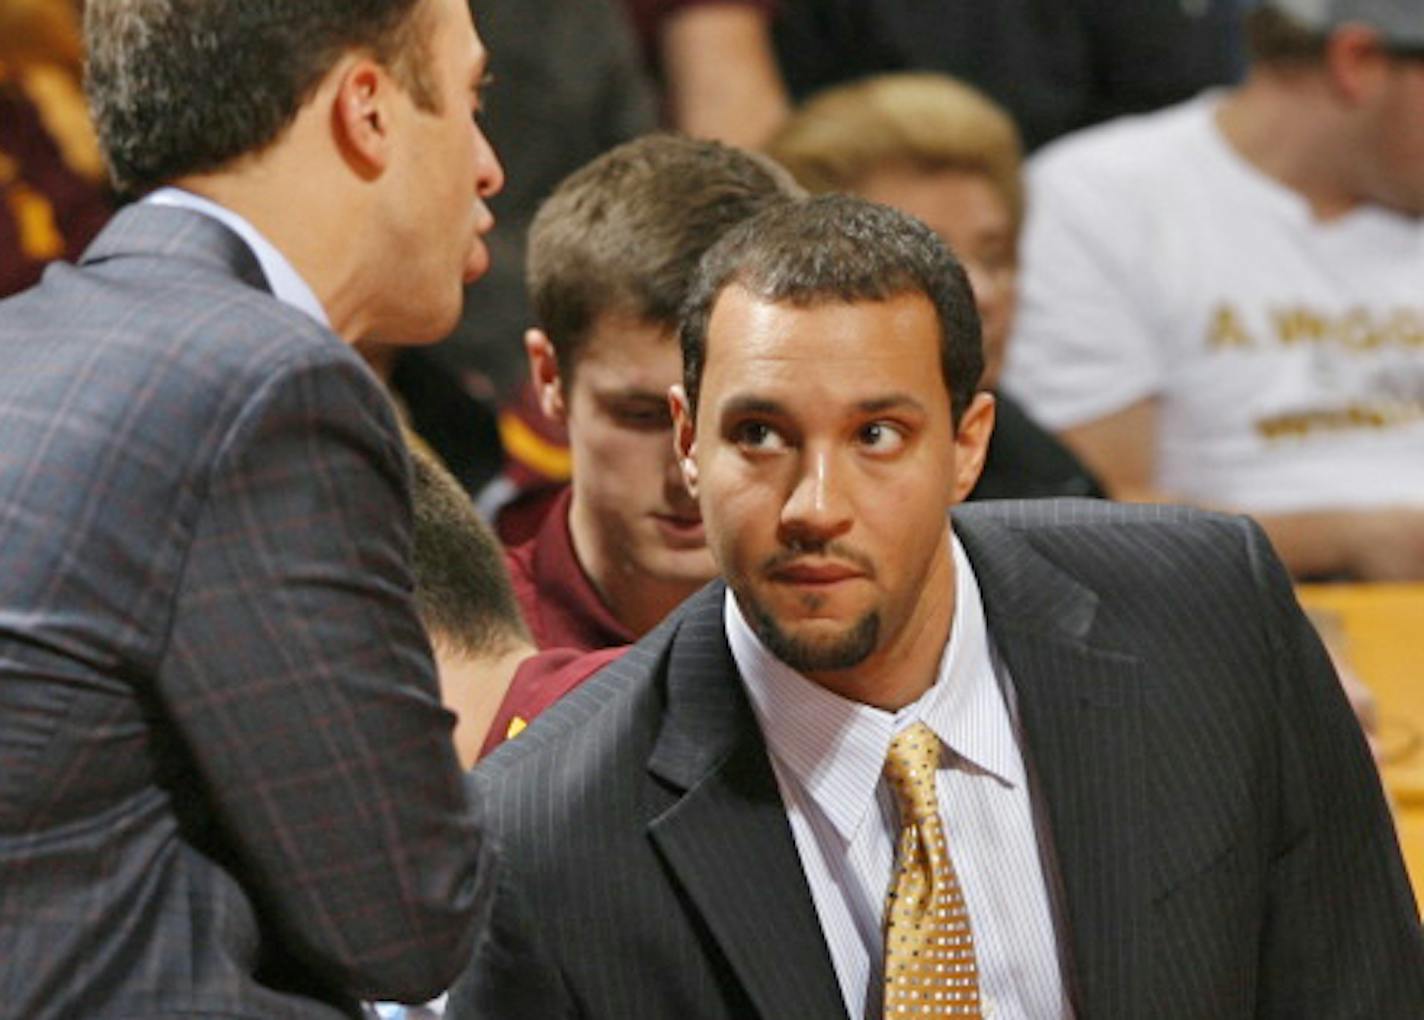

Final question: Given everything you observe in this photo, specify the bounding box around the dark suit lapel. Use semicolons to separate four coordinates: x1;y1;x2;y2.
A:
955;508;1151;1020
81;202;273;295
646;585;848;1020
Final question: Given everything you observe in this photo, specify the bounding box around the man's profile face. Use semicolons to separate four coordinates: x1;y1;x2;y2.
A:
564;312;714;592
378;0;504;342
677;286;988;680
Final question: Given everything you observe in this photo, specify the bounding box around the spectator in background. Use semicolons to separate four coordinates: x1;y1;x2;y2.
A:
625;0;791;147
773;0;1250;151
1004;0;1424;580
767;72;1104;500
0;0;502;1014
0;0;111;297
505;134;799;650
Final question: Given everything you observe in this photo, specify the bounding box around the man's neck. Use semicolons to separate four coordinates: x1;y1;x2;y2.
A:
436;641;530;768
173;149;372;342
1214;75;1365;222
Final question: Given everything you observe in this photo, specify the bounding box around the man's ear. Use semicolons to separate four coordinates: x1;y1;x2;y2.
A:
950;391;995;504
524;329;568;424
1325;25;1393;106
332;56;397;176
669;384;699;499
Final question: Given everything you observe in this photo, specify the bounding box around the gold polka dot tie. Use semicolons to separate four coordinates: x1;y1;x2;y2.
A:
882;722;981;1017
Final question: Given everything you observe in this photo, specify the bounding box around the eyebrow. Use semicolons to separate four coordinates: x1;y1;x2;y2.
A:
718;393;929;418
718;395;786;419
856;394;928;416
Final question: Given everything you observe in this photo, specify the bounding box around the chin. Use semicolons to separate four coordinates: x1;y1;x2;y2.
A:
405;297;464;346
753;608;880;675
646;548;717;588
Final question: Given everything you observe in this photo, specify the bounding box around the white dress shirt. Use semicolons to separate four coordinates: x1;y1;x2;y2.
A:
145;187;330;329
727;534;1072;1020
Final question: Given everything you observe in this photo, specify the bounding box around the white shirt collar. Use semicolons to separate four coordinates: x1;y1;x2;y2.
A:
727;531;1024;845
145;187;330;329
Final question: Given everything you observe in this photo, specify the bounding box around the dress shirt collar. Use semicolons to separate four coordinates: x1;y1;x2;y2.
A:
145;187;330;329
727;531;1024;845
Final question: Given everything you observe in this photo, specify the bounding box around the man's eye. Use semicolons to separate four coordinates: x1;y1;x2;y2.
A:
612;406;671;431
733;421;785;452
858;421;906;454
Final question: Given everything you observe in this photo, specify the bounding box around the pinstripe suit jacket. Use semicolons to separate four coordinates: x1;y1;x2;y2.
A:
450;500;1423;1020
0;205;487;1018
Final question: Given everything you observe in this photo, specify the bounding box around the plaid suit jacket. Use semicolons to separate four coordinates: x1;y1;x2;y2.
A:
449;501;1424;1020
0;204;487;1018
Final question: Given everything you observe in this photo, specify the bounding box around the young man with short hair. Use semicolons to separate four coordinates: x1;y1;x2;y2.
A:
407;446;619;766
508;133;799;649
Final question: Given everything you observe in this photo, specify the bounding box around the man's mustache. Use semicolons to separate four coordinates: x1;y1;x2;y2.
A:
760;540;877;579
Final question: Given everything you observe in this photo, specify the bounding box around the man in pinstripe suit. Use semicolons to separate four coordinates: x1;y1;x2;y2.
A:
450;197;1422;1019
0;0;504;1016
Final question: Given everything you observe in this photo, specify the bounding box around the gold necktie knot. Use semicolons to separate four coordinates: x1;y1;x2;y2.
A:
884;721;942;822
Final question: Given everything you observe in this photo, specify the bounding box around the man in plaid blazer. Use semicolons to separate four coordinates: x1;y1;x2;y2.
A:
0;0;503;1016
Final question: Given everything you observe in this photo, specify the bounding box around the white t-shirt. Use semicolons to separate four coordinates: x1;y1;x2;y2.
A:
1003;93;1424;513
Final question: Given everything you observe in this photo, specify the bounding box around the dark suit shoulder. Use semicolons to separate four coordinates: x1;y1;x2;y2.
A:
954;499;1280;681
955;498;1261;585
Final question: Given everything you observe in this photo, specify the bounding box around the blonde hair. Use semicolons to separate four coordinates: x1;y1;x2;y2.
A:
767;72;1024;231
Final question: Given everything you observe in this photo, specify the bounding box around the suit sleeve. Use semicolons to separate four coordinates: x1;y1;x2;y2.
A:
155;350;485;1002
1246;519;1424;1015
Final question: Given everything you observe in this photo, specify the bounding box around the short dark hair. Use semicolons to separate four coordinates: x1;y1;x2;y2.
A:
85;0;437;196
407;443;530;658
680;195;983;425
526;133;801;383
1246;6;1330;66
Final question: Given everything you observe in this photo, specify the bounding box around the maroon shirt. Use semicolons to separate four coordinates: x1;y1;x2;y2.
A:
505;486;636;652
478;646;624;760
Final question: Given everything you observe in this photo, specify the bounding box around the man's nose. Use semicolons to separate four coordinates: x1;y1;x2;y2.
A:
779;448;852;544
474;124;505;199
